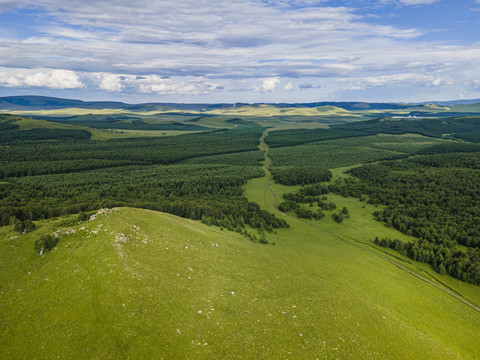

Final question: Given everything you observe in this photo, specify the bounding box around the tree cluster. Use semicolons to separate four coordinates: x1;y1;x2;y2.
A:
374;237;480;285
0;128;91;143
0;123;288;241
34;235;59;254
271;166;332;186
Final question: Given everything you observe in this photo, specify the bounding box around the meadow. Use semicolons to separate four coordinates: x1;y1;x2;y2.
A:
1;109;480;359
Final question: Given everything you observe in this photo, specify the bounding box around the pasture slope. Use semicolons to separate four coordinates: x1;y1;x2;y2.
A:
1;124;480;359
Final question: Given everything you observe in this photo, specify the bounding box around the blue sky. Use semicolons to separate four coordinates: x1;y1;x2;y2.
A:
0;0;479;103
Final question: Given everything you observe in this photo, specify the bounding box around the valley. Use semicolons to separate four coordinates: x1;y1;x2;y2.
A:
1;97;480;359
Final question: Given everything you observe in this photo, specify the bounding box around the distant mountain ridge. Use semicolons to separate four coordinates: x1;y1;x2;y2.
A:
1;95;480;113
422;99;480;106
0;96;127;110
0;95;445;111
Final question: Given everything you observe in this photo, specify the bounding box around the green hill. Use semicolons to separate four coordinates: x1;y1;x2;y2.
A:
1;206;479;359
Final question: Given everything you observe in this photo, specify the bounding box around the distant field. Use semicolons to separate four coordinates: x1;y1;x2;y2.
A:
205;104;360;117
8;113;215;140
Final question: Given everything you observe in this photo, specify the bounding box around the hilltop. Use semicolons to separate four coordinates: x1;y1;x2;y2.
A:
1;206;480;359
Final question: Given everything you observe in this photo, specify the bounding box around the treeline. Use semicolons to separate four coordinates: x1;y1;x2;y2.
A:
278;184;337;220
265;128;369;148
0;119;290;239
416;142;480;155
270;166;332;185
0;128;91;142
0;163;287;232
332;116;480;138
275;155;480;284
268;140;405;171
374;237;480;285
55;119;209;131
343;154;480;248
282;185;336;210
450;130;480;143
0;114;23;123
36;112;211;131
0;122;19;131
265;116;480;149
181;150;264;166
0;159;139;179
321;152;480;284
0;126;263;178
278;200;326;220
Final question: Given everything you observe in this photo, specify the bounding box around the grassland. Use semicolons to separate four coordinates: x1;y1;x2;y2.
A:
204;104;360;117
1;112;480;359
11;114;213;140
10;104;358;118
2;202;480;359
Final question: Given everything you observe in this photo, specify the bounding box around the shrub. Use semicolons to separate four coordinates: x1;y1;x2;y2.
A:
34;235;59;254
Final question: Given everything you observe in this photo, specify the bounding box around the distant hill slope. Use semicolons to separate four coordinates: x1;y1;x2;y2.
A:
2;96;480;119
0;95;453;112
428;98;480;106
0;95;128;110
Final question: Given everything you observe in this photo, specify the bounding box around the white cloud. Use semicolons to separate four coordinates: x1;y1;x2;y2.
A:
135;76;219;95
98;74;124;92
398;0;438;5
0;68;220;95
90;73;219;95
299;83;319;89
0;0;477;102
283;82;294;91
0;69;84;89
379;0;438;5
0;0;30;11
340;73;452;88
465;80;480;88
255;77;280;92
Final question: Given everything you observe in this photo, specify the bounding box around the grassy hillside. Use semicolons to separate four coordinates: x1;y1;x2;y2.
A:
204;104;357;117
2;205;480;359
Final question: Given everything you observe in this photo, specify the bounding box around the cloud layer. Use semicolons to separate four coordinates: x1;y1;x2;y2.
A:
0;0;479;102
1;69;84;89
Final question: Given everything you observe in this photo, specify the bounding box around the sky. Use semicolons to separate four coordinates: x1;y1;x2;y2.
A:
0;0;480;104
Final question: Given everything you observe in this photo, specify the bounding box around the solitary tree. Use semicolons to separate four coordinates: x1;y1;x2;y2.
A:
34;235;59;254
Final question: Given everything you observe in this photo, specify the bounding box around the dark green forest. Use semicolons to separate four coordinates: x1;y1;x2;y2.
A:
279;150;480;284
266;116;480;148
0;116;286;241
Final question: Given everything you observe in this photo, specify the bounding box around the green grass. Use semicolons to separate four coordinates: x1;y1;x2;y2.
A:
2;206;480;359
12;115;211;140
204;104;359;117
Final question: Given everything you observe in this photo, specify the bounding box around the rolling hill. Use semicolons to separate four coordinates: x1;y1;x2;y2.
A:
1;206;479;359
3;95;480;118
